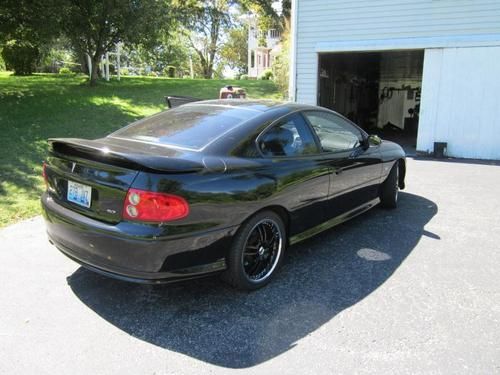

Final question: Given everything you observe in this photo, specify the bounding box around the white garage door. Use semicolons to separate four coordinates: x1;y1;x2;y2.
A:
418;46;500;160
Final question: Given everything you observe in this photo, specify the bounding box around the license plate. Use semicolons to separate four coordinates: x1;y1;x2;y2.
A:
67;180;92;208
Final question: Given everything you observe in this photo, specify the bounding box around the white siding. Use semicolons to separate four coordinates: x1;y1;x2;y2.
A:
294;0;500;104
418;46;500;159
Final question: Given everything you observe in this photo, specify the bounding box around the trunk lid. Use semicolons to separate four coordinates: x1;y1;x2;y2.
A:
45;155;139;224
45;138;204;223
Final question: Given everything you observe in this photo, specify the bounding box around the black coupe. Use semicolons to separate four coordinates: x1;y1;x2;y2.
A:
42;100;406;290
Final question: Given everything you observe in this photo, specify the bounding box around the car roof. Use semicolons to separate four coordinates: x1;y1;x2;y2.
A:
174;100;328;155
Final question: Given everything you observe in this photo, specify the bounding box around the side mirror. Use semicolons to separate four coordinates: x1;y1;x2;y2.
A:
369;134;382;146
362;134;382;149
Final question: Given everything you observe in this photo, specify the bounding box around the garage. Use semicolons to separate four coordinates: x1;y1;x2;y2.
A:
318;50;423;155
289;0;500;160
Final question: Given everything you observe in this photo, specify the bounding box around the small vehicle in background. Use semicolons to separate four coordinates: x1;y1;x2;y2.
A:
219;86;246;99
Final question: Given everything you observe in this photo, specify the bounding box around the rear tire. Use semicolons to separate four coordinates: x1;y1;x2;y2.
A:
222;211;286;291
380;161;399;209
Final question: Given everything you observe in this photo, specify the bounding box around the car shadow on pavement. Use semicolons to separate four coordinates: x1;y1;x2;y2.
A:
67;192;437;368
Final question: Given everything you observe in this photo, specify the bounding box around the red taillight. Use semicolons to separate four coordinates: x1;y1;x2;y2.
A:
122;188;189;222
42;161;48;189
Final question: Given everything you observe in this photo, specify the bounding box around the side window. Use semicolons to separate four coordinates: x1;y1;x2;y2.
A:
259;113;319;157
304;111;363;152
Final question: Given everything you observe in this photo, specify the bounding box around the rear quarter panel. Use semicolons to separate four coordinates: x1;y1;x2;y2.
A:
131;156;331;239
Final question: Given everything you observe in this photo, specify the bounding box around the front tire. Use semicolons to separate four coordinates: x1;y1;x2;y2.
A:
222;211;286;290
380;161;399;209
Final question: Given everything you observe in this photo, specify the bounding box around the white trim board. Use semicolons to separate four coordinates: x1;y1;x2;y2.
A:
288;0;299;101
315;34;500;53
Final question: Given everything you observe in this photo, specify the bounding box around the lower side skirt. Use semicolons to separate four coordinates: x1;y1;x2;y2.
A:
289;197;381;245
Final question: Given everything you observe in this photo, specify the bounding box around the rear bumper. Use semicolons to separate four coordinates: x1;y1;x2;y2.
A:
41;192;237;283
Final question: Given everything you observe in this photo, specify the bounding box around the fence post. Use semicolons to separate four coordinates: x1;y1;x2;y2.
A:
86;54;92;77
105;52;110;81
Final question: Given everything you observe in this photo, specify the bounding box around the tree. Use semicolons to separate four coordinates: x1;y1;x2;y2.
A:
58;0;173;85
175;0;233;79
220;27;248;75
127;33;192;75
238;0;291;31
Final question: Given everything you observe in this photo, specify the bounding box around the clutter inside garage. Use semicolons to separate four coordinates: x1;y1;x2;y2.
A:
318;50;424;154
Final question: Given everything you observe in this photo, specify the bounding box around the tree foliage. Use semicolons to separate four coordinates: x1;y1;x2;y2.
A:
238;0;291;31
122;32;191;76
174;0;234;79
272;28;290;98
220;27;248;75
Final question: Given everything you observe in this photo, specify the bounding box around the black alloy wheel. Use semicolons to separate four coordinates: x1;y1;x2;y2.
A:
223;211;286;290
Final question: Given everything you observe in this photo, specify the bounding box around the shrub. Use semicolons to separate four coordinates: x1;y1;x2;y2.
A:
58;67;72;75
259;69;273;80
240;74;249;80
162;65;175;78
147;71;158;77
272;29;290;98
1;40;40;75
119;68;129;76
0;52;5;71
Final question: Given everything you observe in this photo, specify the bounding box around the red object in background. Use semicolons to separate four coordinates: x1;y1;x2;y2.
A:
219;86;246;99
42;161;49;189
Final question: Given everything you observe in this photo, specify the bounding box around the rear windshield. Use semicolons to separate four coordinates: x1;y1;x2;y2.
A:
110;105;256;150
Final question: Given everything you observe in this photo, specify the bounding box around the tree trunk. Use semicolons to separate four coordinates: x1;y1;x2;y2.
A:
204;65;213;79
78;53;88;75
89;54;101;85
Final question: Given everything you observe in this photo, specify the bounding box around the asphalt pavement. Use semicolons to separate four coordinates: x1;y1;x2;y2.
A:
1;157;499;374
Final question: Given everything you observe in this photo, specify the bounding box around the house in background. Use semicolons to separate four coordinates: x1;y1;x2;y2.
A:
246;14;281;79
289;0;500;160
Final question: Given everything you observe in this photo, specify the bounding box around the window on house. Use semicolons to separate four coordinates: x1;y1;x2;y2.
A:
251;51;255;68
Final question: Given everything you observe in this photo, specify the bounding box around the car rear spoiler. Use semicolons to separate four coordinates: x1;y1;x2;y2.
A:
165;95;202;109
48;138;205;173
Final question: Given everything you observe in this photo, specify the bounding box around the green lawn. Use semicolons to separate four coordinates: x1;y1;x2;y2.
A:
0;72;281;227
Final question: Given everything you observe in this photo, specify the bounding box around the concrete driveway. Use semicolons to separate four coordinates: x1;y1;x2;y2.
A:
1;158;499;374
